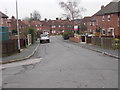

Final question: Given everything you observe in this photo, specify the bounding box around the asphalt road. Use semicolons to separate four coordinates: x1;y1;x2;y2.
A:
2;36;118;88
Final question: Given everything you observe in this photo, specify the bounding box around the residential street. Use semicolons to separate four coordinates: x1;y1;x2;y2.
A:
2;36;118;88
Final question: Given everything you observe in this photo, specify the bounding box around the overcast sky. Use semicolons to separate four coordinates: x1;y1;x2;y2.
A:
0;0;113;20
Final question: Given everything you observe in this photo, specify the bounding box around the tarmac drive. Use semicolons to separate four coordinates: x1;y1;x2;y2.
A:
2;36;118;88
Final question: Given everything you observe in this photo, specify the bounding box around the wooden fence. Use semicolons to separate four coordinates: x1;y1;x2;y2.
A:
2;39;18;57
91;37;120;50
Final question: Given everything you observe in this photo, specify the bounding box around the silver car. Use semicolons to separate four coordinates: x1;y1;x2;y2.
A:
40;34;50;43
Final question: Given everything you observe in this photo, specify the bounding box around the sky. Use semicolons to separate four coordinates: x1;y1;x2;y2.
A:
0;0;114;20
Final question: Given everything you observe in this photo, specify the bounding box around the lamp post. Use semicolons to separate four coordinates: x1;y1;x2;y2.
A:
16;0;20;53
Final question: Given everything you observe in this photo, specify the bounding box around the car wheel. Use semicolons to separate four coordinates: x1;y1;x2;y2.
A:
48;40;50;43
40;40;42;43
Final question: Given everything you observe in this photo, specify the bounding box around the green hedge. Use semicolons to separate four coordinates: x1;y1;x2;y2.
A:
62;32;74;40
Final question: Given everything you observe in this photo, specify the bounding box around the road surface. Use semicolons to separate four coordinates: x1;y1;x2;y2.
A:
2;36;118;88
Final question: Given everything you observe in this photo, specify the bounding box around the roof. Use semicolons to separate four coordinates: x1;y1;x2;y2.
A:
0;11;8;18
22;20;30;25
30;20;42;25
94;1;120;16
81;16;91;23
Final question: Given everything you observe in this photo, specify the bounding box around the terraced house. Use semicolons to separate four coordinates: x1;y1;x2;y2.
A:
87;1;120;38
0;11;9;41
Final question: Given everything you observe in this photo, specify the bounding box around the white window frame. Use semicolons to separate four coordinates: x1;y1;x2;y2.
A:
93;22;95;26
59;25;61;28
118;18;120;27
102;16;105;21
1;18;3;24
108;15;110;22
107;28;114;37
102;29;105;35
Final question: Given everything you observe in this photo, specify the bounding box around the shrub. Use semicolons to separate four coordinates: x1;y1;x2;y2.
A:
29;28;36;44
62;32;69;40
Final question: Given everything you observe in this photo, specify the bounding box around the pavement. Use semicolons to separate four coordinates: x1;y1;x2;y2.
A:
0;36;119;64
78;43;119;59
1;41;40;64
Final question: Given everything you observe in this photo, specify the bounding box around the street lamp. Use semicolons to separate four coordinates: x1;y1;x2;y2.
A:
16;0;20;53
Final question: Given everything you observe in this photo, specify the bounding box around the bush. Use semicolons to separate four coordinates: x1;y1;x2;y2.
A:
62;32;69;40
29;28;36;44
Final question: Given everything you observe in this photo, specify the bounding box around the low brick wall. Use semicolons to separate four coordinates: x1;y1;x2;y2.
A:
69;37;80;43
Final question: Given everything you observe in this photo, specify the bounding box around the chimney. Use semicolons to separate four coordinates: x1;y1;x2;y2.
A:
101;5;104;9
44;18;47;21
56;18;59;20
12;16;15;19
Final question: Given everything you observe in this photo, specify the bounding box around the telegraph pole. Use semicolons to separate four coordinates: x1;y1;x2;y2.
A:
16;0;20;53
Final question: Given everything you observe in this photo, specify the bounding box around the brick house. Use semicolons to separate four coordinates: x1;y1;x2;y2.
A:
0;11;9;27
39;18;74;34
9;16;29;39
30;18;79;35
49;19;73;34
87;1;120;38
79;17;91;34
30;20;42;31
0;11;9;41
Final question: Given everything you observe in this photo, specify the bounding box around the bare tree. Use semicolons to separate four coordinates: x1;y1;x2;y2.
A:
32;10;41;21
59;0;86;20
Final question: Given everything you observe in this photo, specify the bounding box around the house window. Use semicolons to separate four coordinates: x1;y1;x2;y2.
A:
90;29;92;32
90;22;92;26
118;18;120;27
108;15;110;21
102;16;105;21
93;22;95;26
1;18;3;24
8;23;11;27
87;22;89;25
52;25;56;28
102;29;105;35
107;28;114;36
59;25;61;27
93;30;95;33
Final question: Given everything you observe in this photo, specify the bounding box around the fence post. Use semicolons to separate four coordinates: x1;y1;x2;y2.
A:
101;37;103;48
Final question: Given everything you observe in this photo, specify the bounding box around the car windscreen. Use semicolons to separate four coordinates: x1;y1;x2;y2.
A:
41;34;48;37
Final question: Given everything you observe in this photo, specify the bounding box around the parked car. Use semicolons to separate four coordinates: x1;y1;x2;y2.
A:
40;34;50;43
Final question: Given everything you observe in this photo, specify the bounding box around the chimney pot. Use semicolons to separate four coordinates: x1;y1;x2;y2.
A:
101;5;104;9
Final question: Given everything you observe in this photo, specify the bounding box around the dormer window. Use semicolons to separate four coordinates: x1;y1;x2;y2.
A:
108;15;110;21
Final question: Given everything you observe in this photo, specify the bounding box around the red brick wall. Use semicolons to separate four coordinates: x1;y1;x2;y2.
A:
69;37;80;43
96;14;119;37
87;13;120;37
